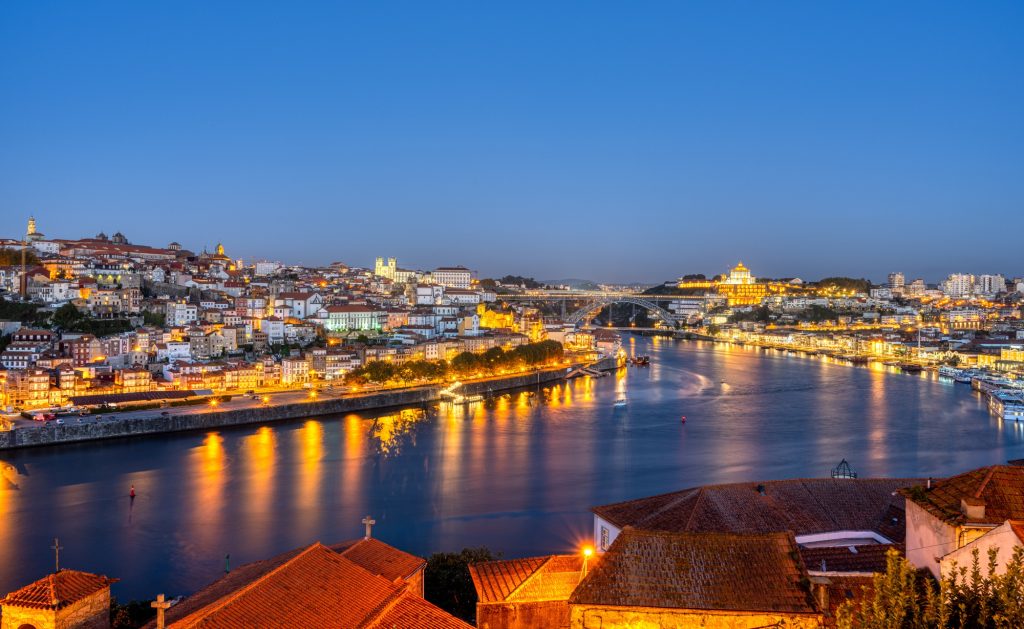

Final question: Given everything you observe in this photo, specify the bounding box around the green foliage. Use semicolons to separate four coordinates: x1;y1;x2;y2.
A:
142;310;166;327
0;247;39;266
800;304;842;323
837;547;1024;629
816;276;872;293
52;302;86;329
110;597;156;629
728;305;772;323
424;547;499;623
345;340;565;385
51;303;133;336
0;296;48;326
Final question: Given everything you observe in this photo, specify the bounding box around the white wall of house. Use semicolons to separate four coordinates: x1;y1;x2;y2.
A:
905;500;958;578
941;521;1023;579
594;516;622;553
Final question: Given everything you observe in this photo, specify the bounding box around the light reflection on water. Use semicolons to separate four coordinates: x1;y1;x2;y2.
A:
0;336;1021;600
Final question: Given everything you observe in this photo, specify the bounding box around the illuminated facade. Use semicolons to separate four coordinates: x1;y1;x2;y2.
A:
717;262;769;306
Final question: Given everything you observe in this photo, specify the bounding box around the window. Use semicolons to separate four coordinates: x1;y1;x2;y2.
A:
600;526;609;551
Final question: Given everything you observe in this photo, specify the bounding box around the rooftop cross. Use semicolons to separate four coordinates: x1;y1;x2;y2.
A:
152;593;172;629
50;537;64;573
362;515;376;539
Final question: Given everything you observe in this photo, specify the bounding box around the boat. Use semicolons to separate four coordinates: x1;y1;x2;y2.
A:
630;355;651;366
900;363;923;373
938;366;961;380
613;397;628;408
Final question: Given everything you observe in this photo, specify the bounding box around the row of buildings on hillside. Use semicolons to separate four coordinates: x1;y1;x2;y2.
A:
1;219;600;412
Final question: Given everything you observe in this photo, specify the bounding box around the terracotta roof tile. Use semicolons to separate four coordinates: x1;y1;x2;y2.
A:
153;541;465;629
901;465;1024;525
370;594;473;629
568;529;817;615
594;477;919;542
468;557;548;603
167;544;404;628
1;569;117;610
800;544;901;574
330;537;425;582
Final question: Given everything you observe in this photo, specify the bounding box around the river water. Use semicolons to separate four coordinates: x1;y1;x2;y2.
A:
1;336;1021;600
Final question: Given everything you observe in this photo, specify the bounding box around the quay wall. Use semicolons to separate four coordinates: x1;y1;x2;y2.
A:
0;367;569;451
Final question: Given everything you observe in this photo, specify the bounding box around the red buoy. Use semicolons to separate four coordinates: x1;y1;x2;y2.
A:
681;416;687;423
129;484;135;498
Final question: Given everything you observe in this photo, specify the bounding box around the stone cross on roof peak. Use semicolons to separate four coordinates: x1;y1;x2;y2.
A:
362;515;376;539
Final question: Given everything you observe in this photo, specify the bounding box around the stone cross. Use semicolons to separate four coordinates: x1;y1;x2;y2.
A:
50;537;63;573
152;593;171;629
362;515;376;539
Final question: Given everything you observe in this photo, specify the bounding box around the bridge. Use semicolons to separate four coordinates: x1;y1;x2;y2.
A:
564;296;683;327
496;290;713;328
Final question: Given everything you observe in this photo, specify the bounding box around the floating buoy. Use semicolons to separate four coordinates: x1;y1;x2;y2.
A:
681;416;687;423
129;484;135;498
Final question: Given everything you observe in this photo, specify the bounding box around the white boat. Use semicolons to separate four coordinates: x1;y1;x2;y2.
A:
613;397;628;408
938;366;961;380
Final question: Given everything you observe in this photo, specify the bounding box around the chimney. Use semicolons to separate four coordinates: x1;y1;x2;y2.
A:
809;576;831;613
927;477;932;489
961;497;986;520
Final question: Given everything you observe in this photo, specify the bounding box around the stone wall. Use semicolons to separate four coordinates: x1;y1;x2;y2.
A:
477;601;570;629
0;368;569;451
570;605;823;629
55;589;110;629
1;605;56;629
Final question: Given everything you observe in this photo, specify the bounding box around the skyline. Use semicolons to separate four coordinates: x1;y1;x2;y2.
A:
2;215;1019;286
2;2;1023;282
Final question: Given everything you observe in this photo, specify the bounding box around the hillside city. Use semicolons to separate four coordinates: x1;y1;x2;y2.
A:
3;217;1024;628
1;217;1022;423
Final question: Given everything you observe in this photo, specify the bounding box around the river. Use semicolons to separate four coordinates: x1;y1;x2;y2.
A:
1;336;1020;600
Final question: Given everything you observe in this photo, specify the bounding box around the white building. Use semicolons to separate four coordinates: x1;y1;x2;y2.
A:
430;266;472;290
975;274;1006;296
888;272;905;295
254;260;282;276
274;292;323;319
323;305;386;332
942;274;975;298
166;302;199;327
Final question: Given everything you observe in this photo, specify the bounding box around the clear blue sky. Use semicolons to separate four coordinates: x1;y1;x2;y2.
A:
1;2;1021;283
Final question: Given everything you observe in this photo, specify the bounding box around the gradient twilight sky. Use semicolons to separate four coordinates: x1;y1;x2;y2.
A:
1;2;1022;283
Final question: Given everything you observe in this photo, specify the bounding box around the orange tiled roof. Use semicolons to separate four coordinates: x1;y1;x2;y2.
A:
0;569;117;610
594;477;920;541
330;537;425;582
569;528;818;615
370;594;473;629
167;543;403;628
799;543;901;574
469;556;548;603
153;541;468;629
901;465;1024;525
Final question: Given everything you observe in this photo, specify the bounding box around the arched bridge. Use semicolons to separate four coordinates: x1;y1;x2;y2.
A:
565;296;682;327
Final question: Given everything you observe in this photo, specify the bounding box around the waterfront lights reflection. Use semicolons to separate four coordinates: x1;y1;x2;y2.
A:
371;408;425;455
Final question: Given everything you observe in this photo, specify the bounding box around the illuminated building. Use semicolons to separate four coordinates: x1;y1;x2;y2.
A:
716;262;770;306
888;272;905;296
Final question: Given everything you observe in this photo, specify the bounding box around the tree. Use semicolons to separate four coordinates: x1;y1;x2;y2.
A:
424;547;499;623
837;546;1024;629
52;302;86;329
142;311;166;327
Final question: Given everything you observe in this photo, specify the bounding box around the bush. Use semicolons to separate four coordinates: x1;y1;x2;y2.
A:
425;547;499;623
